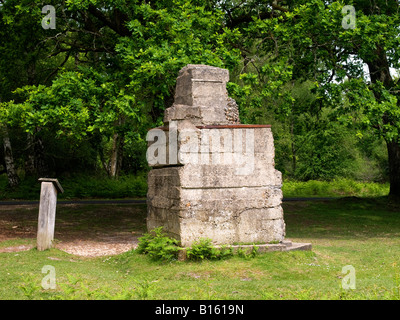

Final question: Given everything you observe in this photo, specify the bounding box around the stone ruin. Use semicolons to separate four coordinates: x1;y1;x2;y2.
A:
146;64;287;248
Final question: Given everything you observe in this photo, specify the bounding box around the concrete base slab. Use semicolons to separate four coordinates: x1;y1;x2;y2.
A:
178;239;312;260
220;240;312;253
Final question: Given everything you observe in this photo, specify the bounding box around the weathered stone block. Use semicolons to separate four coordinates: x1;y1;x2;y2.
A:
178;163;282;188
179;186;282;208
176;64;229;84
147;125;276;168
166;64;230;125
237;216;285;244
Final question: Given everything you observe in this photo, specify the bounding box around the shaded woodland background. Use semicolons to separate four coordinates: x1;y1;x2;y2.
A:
1;0;399;198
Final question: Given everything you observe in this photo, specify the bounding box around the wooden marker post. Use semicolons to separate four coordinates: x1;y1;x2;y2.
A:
37;178;64;251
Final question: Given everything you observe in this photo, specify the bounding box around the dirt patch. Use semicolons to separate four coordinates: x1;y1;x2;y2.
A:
55;240;137;257
0;244;35;253
0;203;147;257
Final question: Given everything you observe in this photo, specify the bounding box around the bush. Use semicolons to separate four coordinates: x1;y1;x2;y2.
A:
59;173;148;199
136;227;181;262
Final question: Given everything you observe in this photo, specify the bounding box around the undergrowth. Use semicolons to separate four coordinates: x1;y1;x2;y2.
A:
282;178;389;198
136;227;258;262
0;173;148;200
1;174;389;200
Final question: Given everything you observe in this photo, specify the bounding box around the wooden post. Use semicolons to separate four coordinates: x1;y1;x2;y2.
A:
37;178;64;251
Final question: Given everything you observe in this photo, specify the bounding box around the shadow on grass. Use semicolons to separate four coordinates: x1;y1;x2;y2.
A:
0;203;148;245
284;196;400;240
1;197;399;245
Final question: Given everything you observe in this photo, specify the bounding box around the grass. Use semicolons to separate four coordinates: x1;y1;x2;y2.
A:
1;197;400;300
282;178;389;198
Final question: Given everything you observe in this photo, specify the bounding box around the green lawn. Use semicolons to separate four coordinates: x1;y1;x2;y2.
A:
1;197;400;300
282;179;389;198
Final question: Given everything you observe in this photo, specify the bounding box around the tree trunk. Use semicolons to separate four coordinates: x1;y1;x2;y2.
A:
109;132;124;179
33;134;50;177
109;133;119;178
365;47;400;198
117;133;124;177
2;125;20;187
290;117;296;174
24;133;36;176
387;140;400;198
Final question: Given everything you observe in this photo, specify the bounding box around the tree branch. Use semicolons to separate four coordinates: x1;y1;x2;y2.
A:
43;50;72;85
87;5;131;37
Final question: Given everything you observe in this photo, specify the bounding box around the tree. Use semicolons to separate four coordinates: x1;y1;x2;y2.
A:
1;124;19;187
0;0;241;180
3;0;398;197
0;0;80;180
222;0;400;198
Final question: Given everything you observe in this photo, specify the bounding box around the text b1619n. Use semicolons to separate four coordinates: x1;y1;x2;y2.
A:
199;304;244;315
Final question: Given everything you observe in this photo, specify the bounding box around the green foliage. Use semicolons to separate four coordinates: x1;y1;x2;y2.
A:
0;0;61;101
186;238;234;261
282;178;389;198
137;230;266;262
236;246;259;260
294;120;358;180
7;69;141;139
0;0;242;182
115;0;241;121
19;275;41;300
0;173;148;200
137;231;264;262
137;227;181;262
18;274;157;300
285;1;400;142
226;1;399;184
186;238;218;261
60;174;148;199
227;58;294;124
1;0;400;192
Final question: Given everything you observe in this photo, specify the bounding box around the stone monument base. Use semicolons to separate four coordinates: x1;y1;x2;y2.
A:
147;124;285;247
177;240;312;260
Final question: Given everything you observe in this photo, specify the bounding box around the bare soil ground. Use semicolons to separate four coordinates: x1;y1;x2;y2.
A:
0;203;147;257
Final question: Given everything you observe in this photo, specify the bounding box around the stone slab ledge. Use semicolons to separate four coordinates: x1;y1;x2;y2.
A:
178;240;312;260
